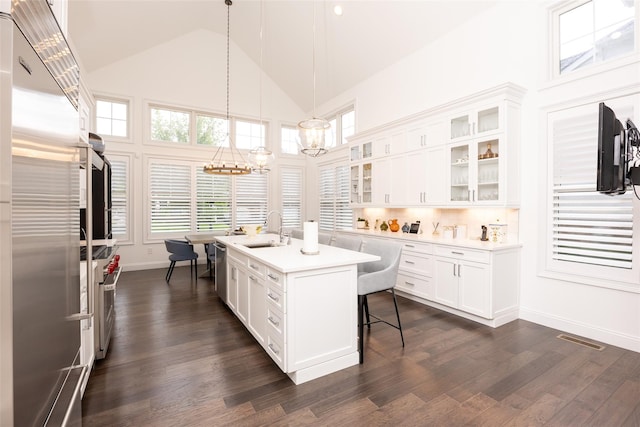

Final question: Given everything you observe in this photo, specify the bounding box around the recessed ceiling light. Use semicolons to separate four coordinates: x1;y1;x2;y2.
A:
334;5;343;16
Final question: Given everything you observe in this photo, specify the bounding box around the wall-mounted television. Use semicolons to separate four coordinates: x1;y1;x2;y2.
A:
597;102;628;195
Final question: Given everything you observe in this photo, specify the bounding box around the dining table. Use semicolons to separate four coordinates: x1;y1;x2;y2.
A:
185;232;227;278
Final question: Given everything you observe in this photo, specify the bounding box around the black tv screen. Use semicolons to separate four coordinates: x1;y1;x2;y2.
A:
597;102;627;195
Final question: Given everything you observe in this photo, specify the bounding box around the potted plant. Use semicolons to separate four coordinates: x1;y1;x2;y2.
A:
357;217;366;229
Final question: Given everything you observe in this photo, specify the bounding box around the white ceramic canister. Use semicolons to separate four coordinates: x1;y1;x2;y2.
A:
455;224;467;239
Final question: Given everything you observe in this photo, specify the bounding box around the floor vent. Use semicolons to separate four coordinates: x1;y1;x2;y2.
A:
557;334;605;351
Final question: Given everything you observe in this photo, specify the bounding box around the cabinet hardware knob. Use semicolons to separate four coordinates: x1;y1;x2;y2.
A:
405;260;415;264
268;317;280;326
267;273;279;281
452;251;464;255
267;293;279;302
405;281;415;286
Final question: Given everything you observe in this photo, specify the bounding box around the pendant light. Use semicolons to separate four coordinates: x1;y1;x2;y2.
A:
298;0;330;157
203;0;252;175
250;0;274;174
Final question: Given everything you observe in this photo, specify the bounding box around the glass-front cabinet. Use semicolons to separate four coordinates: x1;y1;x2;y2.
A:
449;106;500;142
448;137;502;205
350;162;373;205
350;141;372;161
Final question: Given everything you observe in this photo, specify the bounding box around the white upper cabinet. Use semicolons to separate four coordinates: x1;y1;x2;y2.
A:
347;82;525;208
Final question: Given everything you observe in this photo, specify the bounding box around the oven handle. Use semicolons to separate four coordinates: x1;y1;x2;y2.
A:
102;266;122;292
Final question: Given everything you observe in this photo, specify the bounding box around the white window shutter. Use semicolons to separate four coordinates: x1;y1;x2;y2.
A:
281;168;302;228
149;162;191;233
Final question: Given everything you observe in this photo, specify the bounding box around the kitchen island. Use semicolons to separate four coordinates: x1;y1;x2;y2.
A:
215;234;379;384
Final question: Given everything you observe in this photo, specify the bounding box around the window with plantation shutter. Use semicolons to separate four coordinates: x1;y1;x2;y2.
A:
236;173;268;226
149;162;191;233
319;164;353;231
546;98;638;287
109;155;130;242
196;170;231;231
281;168;302;228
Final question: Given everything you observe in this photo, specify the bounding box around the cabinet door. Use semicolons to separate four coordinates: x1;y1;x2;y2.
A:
475;137;501;203
458;261;491;318
405;150;428;204
434;258;459;308
448;142;473;204
350;164;360;204
227;261;239;312
389;155;406;204
425;146;446;204
248;275;267;345
449;105;500;142
236;266;249;324
362;162;372;204
372;158;390;205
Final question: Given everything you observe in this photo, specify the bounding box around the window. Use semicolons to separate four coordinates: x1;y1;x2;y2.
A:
545;98;638;288
319;164;353;231
325;105;355;148
146;102;269;150
196;113;228;146
150;106;190;143
281;125;299;155
236;173;268;225
235;119;265;150
281;168;303;228
146;158;269;239
554;0;636;76
196;170;231;231
149;162;191;233
109;154;131;243
95;97;129;138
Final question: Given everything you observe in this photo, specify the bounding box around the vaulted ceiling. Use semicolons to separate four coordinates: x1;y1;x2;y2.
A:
68;0;497;113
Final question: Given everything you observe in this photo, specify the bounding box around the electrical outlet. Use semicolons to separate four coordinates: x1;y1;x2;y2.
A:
147;248;153;255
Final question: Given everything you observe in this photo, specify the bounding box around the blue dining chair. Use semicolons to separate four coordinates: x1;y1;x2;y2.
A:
164;239;198;282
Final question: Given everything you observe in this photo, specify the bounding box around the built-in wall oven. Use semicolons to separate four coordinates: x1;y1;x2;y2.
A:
82;243;121;359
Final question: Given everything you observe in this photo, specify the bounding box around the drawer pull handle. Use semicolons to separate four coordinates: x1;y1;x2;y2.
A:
267;273;279;282
250;264;260;270
405;244;415;248
249;276;257;282
404;260;415;264
452;251;464;255
268;343;280;355
267;292;279;302
268;316;280;326
404;281;415;286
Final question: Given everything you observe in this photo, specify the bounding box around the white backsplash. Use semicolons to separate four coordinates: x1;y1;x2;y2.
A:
357;207;520;243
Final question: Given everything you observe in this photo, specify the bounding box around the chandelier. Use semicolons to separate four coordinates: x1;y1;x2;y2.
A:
203;0;252;175
298;0;330;157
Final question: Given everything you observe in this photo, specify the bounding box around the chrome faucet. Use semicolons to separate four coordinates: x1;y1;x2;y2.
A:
264;210;285;243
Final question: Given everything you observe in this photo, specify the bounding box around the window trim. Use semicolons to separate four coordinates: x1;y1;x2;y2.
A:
280;122;301;156
547;0;640;84
93;93;133;143
539;92;640;294
108;152;133;245
324;103;356;149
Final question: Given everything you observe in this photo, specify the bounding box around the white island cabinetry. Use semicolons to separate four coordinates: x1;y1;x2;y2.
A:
218;235;378;384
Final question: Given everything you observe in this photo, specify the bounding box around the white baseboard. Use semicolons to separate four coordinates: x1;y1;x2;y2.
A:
519;307;640;353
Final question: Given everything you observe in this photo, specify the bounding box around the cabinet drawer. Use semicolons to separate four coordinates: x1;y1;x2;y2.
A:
266;284;284;312
266;306;285;339
399;252;433;276
266;268;283;290
434;245;490;264
247;259;266;278
400;241;433;254
266;334;285;370
396;272;433;300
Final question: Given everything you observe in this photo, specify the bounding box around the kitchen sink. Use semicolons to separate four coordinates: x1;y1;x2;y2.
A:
242;241;282;249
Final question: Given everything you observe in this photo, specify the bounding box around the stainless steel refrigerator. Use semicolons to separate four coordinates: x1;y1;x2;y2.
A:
0;1;86;425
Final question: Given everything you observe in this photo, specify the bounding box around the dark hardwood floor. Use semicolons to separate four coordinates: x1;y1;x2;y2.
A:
82;266;640;426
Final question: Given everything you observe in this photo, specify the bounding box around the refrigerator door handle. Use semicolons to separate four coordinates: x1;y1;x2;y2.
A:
66;313;93;322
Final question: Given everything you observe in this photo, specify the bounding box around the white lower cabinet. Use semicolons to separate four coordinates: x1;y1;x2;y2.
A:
225;246;361;384
434;256;491;318
347;231;520;327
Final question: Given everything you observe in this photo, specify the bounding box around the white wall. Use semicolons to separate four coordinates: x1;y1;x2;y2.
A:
309;2;640;353
85;29;306;269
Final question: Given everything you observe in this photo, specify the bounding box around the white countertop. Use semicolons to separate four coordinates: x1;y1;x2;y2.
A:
80;238;117;247
216;234;379;273
341;229;522;251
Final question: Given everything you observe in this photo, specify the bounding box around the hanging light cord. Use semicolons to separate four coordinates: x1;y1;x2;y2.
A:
312;0;317;119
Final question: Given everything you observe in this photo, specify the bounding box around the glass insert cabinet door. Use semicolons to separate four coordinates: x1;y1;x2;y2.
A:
476;138;500;202
449;144;470;202
450;106;500;140
350;164;360;204
362;162;372;203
